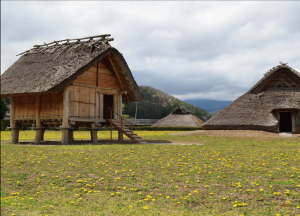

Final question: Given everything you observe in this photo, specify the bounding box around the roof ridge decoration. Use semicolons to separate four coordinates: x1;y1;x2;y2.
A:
263;61;300;77
16;34;114;56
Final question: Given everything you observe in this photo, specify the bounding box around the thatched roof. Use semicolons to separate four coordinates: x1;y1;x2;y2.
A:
171;106;194;115
1;34;141;102
152;106;204;127
203;63;300;131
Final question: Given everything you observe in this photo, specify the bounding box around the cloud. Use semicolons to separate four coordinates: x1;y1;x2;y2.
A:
1;1;300;101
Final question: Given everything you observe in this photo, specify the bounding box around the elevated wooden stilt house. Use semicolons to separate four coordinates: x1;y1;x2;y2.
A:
203;62;300;133
1;34;146;144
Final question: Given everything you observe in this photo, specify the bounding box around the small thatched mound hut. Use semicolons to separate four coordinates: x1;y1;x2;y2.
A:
203;62;300;133
152;106;204;127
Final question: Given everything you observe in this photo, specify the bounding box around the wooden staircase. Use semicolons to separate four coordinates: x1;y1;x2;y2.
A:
106;119;147;144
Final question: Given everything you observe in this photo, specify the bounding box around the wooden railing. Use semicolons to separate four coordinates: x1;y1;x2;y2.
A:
107;107;134;143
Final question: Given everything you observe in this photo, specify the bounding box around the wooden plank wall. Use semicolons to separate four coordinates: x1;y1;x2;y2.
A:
69;60;122;119
73;61;121;89
14;95;36;119
68;85;96;118
40;92;63;119
14;92;63;120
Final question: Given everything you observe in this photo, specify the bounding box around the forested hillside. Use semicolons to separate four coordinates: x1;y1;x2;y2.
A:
123;86;210;121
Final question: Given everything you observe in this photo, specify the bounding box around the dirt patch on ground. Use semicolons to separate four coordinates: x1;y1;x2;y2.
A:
170;130;299;138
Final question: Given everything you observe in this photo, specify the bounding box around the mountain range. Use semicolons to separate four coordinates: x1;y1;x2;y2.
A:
184;99;232;114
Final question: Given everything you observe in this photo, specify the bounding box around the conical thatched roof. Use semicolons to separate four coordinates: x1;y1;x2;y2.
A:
203;62;300;132
1;34;141;102
152;106;204;127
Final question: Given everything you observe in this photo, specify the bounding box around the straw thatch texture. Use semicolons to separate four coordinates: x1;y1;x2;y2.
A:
152;106;204;127
203;64;300;133
1;37;141;102
171;106;194;115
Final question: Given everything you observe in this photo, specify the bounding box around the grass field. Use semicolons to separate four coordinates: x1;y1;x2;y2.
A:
1;131;300;215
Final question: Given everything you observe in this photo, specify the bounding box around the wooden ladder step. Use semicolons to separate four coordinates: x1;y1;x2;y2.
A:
123;130;136;133
105;119;147;144
125;134;138;138
134;140;147;144
134;138;144;141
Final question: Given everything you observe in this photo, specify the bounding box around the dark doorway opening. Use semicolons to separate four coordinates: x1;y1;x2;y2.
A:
279;112;292;132
103;95;114;119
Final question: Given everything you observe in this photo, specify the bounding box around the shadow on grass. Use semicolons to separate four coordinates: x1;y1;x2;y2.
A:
10;139;172;145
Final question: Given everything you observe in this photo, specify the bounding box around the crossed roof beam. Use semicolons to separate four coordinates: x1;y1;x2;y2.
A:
16;34;114;56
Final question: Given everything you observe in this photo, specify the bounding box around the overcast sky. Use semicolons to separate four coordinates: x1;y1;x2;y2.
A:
1;1;300;101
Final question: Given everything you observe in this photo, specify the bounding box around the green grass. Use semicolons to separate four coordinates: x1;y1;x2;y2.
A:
1;131;300;215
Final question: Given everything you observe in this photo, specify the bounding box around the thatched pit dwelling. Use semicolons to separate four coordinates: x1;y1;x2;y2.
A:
152;106;204;127
1;34;142;144
203;62;300;133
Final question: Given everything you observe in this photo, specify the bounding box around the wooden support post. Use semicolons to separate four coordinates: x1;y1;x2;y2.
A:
35;128;45;144
10;97;20;144
113;95;118;119
110;108;112;143
68;129;74;143
118;130;123;142
11;128;19;144
118;118;123;142
16;129;20;142
61;87;70;145
119;93;123;118
61;129;69;144
11;127;20;144
91;123;98;144
41;129;45;141
34;95;43;144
